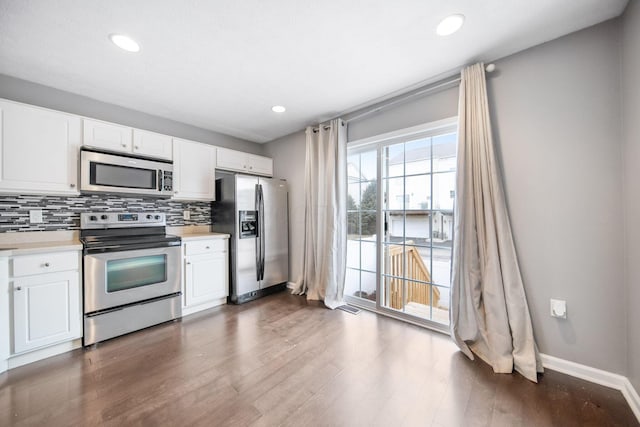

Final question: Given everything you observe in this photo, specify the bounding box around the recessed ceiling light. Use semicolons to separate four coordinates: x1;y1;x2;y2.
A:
436;14;465;36
272;105;286;113
109;34;140;52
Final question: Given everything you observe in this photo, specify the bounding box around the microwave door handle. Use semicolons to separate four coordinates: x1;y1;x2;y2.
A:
158;170;163;192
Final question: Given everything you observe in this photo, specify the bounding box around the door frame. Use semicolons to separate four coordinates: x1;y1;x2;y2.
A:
345;117;457;334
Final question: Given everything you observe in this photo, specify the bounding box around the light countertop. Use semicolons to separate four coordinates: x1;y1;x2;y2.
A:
167;225;230;241
0;231;81;256
0;240;82;256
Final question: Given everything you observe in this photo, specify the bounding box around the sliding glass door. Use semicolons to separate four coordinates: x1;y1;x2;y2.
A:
345;119;457;329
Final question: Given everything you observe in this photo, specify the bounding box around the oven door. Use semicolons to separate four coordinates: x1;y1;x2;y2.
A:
84;245;181;313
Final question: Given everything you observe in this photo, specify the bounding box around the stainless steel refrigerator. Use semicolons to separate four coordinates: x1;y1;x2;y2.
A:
214;171;289;304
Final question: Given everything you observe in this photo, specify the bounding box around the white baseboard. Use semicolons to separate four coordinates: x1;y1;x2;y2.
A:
8;339;82;370
541;353;640;421
286;281;296;290
182;297;226;317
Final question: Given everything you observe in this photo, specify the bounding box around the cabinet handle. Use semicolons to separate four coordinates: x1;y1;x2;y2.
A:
205;246;210;249
249;166;253;170
44;262;50;267
70;183;76;188
121;143;127;148
16;286;22;291
134;145;140;149
186;261;191;265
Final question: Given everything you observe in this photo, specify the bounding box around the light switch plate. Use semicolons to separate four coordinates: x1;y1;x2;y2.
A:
29;210;43;224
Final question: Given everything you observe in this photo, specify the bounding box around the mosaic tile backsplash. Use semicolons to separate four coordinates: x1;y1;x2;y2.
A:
0;194;211;232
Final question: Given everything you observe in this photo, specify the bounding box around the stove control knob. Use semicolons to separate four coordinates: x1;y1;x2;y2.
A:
146;214;153;220
154;215;161;220
89;215;97;221
101;215;108;220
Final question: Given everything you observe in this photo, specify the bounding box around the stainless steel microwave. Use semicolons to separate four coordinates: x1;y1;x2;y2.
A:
80;148;173;197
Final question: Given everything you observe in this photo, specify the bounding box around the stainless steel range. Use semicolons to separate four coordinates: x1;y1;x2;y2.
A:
80;212;182;346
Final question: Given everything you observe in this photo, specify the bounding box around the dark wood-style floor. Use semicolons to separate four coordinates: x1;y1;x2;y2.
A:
0;292;637;427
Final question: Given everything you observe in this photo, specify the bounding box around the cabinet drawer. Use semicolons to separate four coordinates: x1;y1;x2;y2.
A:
184;239;226;256
12;251;79;277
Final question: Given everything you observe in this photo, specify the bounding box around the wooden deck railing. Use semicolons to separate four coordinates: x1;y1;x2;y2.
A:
386;242;440;310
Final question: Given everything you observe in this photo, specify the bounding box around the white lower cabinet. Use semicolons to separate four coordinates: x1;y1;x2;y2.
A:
10;251;82;354
182;238;228;315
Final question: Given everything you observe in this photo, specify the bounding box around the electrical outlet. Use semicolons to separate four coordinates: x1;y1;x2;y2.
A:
550;299;567;319
183;210;191;220
29;210;43;224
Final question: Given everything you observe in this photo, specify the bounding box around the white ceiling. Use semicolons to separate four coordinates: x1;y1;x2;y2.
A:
0;0;629;143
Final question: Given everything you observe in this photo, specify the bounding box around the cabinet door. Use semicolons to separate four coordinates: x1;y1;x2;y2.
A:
0;100;80;195
247;154;273;177
133;129;173;160
13;271;81;354
184;251;228;307
83;118;132;152
216;147;248;173
173;138;216;201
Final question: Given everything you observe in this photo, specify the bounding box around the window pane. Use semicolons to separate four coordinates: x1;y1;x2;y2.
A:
360;240;376;273
348;182;361;207
405;174;431;210
360;150;377;181
347;211;360;236
432;172;455;210
433;133;457;172
360;271;377;301
405;137;431;175
383;143;404;178
385;211;405;243
431;243;453;288
432;211;454;243
345;268;360;297
382;274;405;311
346;240;360;269
347;153;361;183
404;212;430;242
383;177;404;210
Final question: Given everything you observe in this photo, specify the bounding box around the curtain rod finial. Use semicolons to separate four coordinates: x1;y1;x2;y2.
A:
485;63;496;73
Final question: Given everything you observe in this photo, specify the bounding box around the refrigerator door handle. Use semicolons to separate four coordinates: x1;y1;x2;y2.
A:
255;184;261;281
259;184;266;281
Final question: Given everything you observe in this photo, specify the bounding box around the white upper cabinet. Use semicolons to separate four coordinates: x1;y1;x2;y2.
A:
0;99;80;195
133;129;173;160
83;119;173;160
172;138;216;201
216;147;273;177
246;153;274;176
82;118;132;152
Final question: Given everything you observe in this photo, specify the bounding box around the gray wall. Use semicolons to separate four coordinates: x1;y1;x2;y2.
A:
0;74;263;155
263;131;307;283
488;19;624;374
622;0;640;392
347;85;459;141
266;19;629;375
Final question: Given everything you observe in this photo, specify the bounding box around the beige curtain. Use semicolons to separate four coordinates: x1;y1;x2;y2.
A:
292;119;347;309
451;63;543;382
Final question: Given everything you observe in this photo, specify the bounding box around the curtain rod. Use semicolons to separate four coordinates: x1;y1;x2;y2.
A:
311;120;346;133
344;63;496;124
